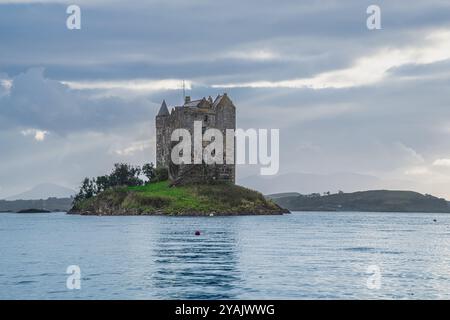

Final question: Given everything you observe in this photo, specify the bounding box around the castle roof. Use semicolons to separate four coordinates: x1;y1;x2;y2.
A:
163;94;232;112
157;100;169;116
183;99;204;108
213;93;233;108
213;94;224;107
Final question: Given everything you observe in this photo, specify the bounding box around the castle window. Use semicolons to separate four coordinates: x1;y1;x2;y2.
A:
204;115;208;122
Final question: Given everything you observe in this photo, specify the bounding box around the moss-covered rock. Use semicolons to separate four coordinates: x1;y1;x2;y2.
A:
68;181;289;216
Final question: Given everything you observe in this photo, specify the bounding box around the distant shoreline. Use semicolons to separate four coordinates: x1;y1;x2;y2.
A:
268;190;450;213
2;189;449;215
0;197;73;213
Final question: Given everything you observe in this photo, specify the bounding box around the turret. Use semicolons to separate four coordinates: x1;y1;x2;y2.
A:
156;100;170;168
157;99;169;116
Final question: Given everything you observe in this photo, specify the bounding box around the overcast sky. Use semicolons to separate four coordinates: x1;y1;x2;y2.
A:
1;0;450;198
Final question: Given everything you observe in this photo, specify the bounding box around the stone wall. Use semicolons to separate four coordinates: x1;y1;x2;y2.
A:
156;94;236;185
155;114;170;168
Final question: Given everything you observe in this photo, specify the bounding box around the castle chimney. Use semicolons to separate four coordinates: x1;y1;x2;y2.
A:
185;96;191;104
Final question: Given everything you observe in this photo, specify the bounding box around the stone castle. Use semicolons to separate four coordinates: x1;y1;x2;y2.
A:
156;93;236;185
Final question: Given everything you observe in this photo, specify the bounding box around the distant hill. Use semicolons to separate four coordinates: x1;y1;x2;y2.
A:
270;190;450;213
4;183;76;200
266;192;301;199
0;197;73;213
239;172;415;195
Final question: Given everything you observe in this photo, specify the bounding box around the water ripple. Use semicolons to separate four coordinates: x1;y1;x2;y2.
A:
1;211;450;299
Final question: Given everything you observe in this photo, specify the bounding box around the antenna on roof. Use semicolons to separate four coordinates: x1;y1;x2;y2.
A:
182;80;186;103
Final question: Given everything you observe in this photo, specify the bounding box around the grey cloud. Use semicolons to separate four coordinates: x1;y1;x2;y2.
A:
1;0;450;198
387;59;450;78
1;0;449;85
0;68;155;134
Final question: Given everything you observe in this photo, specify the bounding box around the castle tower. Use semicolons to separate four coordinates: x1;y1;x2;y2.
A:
155;94;236;185
156;100;170;168
212;93;236;183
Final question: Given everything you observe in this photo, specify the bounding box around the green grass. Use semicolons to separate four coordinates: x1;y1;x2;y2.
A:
72;180;284;215
128;180;212;213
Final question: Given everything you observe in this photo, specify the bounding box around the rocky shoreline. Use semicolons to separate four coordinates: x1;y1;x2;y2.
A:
68;208;289;216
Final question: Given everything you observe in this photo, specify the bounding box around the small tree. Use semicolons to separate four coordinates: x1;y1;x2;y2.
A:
74;163;152;204
109;163;142;187
96;175;111;193
142;163;155;184
74;177;97;201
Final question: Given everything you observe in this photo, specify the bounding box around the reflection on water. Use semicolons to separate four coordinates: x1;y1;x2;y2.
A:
153;228;240;299
1;211;450;299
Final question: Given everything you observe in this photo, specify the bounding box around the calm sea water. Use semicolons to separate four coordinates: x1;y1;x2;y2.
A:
1;211;450;299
